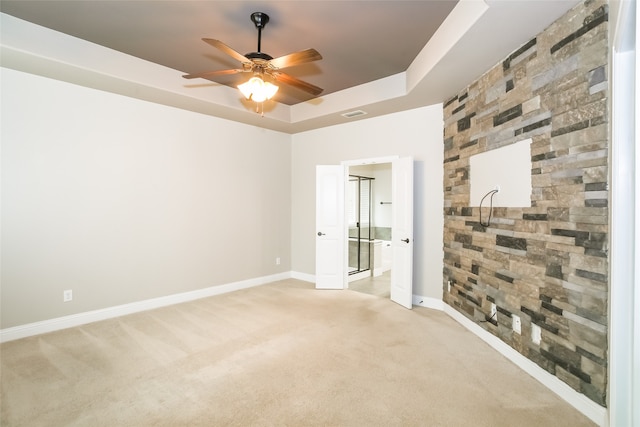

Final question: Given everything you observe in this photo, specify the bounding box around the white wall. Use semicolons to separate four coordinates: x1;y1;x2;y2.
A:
350;163;392;229
469;139;532;207
371;165;393;229
1;68;292;328
609;0;639;424
291;105;444;299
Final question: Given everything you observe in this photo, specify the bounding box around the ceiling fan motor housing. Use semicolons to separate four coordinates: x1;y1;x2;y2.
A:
245;52;273;61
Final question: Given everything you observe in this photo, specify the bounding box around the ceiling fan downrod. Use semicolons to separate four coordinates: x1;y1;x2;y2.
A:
250;12;269;53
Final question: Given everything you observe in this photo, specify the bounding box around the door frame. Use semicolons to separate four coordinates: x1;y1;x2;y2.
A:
609;2;638;424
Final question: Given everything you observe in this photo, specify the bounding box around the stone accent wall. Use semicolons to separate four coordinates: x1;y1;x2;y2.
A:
442;0;609;406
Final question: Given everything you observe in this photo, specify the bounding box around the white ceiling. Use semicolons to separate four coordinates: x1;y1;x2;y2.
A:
0;1;580;134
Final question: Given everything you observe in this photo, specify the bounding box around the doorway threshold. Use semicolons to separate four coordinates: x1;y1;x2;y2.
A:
348;270;371;282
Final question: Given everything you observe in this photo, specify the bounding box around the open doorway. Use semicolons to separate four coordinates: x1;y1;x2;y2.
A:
316;156;413;308
347;163;392;298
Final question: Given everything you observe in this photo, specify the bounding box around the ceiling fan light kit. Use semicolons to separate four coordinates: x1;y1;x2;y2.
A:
238;75;279;102
183;11;323;114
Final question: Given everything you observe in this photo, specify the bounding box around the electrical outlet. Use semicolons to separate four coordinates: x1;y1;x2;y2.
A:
63;289;73;302
495;185;501;193
512;315;521;334
490;303;497;318
447;280;451;292
276;257;281;265
531;323;542;345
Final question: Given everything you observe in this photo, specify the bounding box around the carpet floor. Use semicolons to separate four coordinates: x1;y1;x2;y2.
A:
1;279;596;426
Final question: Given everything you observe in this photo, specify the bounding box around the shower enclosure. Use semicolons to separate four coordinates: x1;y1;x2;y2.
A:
348;175;374;276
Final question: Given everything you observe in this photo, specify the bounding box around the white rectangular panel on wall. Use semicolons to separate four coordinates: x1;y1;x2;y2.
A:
470;139;532;207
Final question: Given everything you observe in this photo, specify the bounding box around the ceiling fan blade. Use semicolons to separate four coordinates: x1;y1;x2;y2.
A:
183;69;244;80
272;72;323;96
268;48;322;70
202;38;250;63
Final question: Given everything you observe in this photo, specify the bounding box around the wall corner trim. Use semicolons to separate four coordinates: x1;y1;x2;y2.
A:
443;304;609;427
0;272;293;343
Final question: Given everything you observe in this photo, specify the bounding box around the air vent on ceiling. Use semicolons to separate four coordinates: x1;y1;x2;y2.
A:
341;110;367;119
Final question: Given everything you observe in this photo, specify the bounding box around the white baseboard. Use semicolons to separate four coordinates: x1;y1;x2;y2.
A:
443;305;608;427
291;271;315;283
0;272;292;343
413;294;444;311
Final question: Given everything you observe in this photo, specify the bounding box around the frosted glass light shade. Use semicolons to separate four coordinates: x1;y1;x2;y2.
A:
238;76;279;102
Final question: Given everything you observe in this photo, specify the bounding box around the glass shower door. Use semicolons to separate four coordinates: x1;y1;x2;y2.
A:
348;175;373;275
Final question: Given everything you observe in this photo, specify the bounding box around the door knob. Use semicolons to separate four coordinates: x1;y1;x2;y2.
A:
317;232;326;236
401;238;410;243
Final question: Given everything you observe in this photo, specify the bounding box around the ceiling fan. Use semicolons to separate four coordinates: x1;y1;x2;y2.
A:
183;12;323;103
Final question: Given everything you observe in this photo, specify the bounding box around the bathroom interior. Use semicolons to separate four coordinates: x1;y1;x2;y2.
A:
347;163;392;298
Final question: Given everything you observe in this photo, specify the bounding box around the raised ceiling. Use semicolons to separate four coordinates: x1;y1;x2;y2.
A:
0;1;580;133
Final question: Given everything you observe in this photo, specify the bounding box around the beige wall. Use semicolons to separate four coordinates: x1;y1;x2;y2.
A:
290;105;444;299
1;68;292;328
1;70;444;329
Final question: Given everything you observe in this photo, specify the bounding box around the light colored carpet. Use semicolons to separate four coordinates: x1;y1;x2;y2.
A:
0;279;596;427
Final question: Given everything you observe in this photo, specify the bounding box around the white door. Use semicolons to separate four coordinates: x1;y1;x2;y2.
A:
390;157;414;309
315;165;346;289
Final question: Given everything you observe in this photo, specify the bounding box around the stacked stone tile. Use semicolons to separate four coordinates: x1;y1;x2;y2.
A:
442;0;609;406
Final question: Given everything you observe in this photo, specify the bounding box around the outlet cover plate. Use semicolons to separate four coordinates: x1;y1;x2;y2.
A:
531;323;542;344
512;314;521;334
